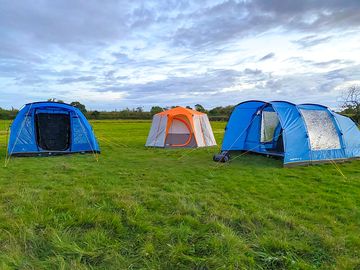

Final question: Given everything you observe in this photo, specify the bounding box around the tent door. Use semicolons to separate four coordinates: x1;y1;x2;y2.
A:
165;117;196;147
273;131;284;153
35;113;71;151
262;131;284;155
260;109;284;154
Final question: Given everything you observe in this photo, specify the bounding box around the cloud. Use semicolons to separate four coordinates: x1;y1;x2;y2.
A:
292;35;333;48
65;89;127;103
0;2;131;46
171;0;360;48
103;64;360;108
312;59;353;68
259;53;275;61
58;76;96;84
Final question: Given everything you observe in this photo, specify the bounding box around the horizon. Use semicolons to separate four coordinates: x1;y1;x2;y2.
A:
1;1;360;110
0;100;348;113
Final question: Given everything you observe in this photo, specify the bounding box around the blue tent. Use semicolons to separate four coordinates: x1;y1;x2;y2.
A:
221;100;360;166
8;102;100;156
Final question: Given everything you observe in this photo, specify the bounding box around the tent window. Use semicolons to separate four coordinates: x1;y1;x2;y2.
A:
168;118;190;134
261;111;280;143
300;109;341;150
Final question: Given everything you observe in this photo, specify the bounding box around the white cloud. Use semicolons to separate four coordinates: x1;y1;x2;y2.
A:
68;90;128;103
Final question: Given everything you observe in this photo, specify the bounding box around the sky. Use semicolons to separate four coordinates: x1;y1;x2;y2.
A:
0;0;360;111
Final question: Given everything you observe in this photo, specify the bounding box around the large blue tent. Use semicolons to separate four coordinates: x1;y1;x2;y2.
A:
7;102;100;156
221;100;360;166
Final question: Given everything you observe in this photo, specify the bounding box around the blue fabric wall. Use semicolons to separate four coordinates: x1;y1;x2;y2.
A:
222;100;265;151
333;113;360;158
272;102;311;164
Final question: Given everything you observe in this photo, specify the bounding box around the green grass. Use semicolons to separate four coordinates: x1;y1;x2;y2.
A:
0;120;359;269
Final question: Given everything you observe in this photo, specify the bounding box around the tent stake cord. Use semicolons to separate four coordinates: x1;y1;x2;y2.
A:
4;125;9;167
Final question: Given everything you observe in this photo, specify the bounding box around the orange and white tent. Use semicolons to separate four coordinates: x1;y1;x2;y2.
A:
145;107;217;148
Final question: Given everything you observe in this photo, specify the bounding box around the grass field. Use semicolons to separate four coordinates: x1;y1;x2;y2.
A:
0;120;359;269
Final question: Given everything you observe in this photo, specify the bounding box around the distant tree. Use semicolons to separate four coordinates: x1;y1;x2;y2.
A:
195;104;206;113
340;85;360;123
135;106;143;113
70;101;87;114
150;106;163;115
186;106;192;110
208;105;234;116
47;98;64;103
0;107;18;120
91;110;100;119
207;105;235;121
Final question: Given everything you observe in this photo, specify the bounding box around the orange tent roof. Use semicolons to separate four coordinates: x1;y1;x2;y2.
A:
156;106;205;116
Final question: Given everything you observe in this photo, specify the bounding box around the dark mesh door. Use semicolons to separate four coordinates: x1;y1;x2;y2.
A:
35;113;71;151
275;132;284;153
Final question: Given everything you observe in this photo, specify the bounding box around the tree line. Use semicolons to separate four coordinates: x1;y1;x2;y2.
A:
1;86;359;123
0;101;234;121
84;104;235;121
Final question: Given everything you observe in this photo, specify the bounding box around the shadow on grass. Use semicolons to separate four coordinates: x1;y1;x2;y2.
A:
225;151;284;169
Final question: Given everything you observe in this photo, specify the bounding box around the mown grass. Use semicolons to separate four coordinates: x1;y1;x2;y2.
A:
0;120;359;269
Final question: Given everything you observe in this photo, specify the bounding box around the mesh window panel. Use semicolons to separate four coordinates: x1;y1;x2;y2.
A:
261;111;280;143
72;117;88;144
300;109;341;150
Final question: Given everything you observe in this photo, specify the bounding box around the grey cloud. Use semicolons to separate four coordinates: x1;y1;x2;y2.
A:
0;1;165;65
58;76;96;84
292;35;333;48
0;60;31;76
106;64;360;108
313;59;342;67
110;52;169;69
0;1;131;46
98;68;266;96
112;53;131;62
285;57;355;69
244;68;263;76
15;75;44;85
0;60;89;87
266;65;360;94
324;68;347;80
312;59;353;67
172;1;269;47
259;53;275;61
1;0;360;57
172;0;360;48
